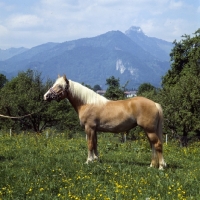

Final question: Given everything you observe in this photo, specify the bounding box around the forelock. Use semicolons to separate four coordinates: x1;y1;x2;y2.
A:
53;76;67;88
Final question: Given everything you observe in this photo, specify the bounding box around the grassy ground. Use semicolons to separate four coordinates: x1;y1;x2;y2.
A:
0;132;200;200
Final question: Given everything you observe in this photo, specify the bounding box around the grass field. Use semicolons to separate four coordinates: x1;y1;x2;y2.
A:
0;132;200;200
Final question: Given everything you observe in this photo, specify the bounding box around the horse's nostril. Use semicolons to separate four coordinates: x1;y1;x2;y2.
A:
47;93;51;98
44;93;51;100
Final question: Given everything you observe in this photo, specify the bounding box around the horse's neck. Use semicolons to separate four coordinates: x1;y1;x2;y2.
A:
67;80;108;112
66;81;83;111
67;91;85;113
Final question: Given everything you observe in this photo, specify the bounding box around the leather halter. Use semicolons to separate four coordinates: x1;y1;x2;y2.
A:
49;84;69;101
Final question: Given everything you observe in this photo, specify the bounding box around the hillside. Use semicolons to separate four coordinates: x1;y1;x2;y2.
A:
0;26;173;88
0;47;28;61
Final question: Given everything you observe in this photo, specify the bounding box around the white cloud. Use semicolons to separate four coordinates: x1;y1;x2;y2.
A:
0;0;199;48
0;25;9;37
7;14;43;30
0;2;15;11
169;0;183;9
164;18;185;39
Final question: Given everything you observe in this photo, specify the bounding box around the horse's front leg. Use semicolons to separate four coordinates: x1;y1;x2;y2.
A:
85;125;98;164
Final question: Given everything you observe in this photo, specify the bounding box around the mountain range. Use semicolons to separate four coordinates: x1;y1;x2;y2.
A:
0;26;173;89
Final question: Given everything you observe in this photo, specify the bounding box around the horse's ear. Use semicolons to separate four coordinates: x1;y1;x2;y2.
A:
58;74;61;78
63;74;69;83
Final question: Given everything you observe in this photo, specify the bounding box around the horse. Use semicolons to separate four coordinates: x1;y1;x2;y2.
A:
44;75;166;169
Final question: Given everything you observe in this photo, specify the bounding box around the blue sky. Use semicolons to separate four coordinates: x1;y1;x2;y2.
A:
0;0;199;49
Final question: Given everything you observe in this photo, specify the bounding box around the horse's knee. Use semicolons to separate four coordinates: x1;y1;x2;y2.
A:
154;141;162;152
147;133;158;144
87;141;93;151
86;132;97;151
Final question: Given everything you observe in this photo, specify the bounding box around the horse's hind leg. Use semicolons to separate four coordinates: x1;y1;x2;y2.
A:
93;132;98;159
85;125;98;164
146;132;165;169
150;145;158;168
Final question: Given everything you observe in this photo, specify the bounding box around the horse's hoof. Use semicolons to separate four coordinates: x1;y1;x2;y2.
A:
85;159;93;164
159;163;167;170
93;156;98;160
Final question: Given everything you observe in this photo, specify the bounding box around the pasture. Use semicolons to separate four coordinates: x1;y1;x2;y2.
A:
0;132;200;199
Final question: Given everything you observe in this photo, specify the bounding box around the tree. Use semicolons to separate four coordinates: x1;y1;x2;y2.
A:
81;82;92;90
137;83;156;96
0;69;80;132
0;74;7;89
104;76;124;100
0;70;47;131
162;29;200;86
161;29;200;144
93;84;102;91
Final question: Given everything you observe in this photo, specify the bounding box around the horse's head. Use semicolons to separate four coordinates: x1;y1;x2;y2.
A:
44;75;69;102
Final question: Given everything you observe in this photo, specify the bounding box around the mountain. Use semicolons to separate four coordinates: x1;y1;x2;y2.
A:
0;26;173;88
0;47;28;61
125;26;172;61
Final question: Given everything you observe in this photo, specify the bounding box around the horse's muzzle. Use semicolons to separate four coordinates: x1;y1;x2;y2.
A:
44;93;53;101
44;92;61;102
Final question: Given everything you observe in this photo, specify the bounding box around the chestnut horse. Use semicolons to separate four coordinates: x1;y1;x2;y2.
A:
44;75;166;169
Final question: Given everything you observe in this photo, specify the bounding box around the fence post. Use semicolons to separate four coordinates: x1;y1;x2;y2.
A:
124;133;126;143
46;131;49;138
10;129;12;137
166;134;168;144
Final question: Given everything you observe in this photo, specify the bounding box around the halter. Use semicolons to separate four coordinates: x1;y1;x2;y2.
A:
49;87;59;96
49;84;69;101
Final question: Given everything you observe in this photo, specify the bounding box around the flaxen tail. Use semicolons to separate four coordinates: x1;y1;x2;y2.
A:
155;103;163;143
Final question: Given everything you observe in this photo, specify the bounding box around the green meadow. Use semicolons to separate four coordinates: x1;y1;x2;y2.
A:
0;132;200;200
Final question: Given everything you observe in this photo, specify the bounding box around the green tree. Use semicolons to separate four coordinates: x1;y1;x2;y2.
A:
0;70;48;132
161;29;200;144
162;29;200;86
137;83;156;96
81;82;92;90
104;76;124;100
93;84;102;91
0;74;7;89
0;69;80;132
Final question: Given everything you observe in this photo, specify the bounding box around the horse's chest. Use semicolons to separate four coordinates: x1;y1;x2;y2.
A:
79;109;98;127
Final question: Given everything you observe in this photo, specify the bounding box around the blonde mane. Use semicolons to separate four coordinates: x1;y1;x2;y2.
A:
68;80;109;105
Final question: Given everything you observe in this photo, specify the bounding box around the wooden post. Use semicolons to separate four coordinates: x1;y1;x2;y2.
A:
46;131;49;138
124;133;126;143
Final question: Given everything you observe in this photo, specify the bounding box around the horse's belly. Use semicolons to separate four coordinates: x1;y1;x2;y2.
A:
97;118;137;133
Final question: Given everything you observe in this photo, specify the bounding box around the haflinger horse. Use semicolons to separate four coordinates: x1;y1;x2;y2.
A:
44;75;166;169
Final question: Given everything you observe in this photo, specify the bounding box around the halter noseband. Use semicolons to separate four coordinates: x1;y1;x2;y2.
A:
49;84;69;101
49;87;59;96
